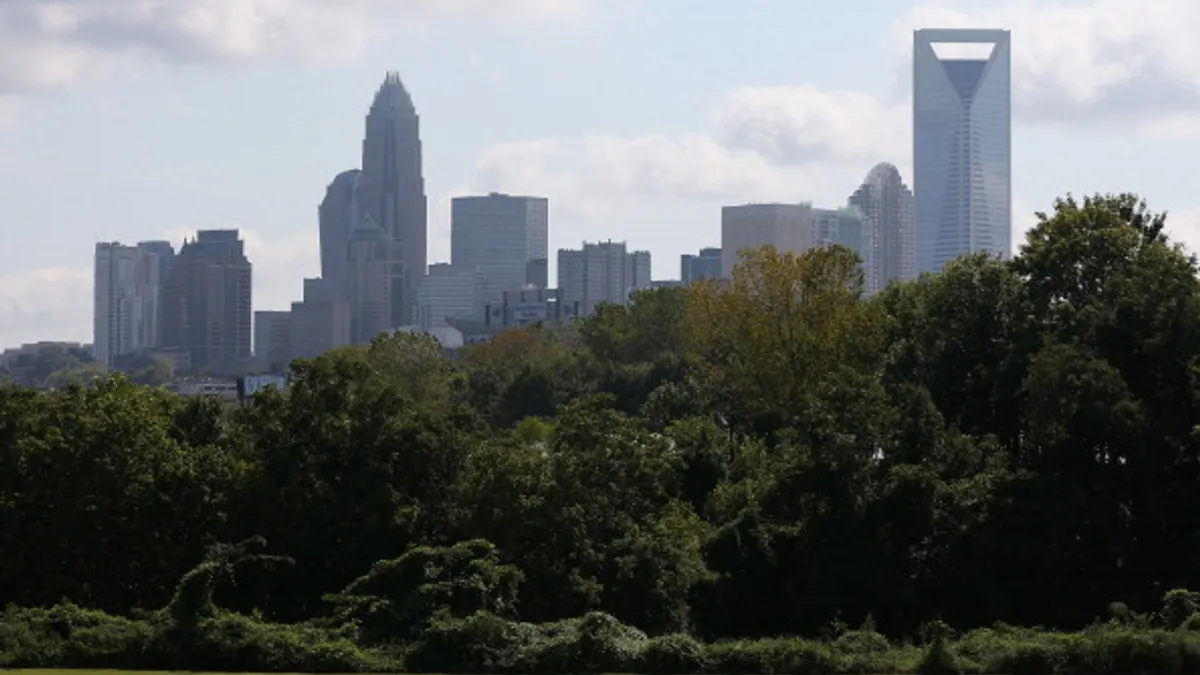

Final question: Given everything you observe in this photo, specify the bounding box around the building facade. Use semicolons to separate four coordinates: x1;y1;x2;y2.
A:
414;263;486;330
720;203;816;278
93;241;171;366
450;192;550;301
358;72;427;327
290;278;350;360
813;206;871;287
913;28;1012;274
318;168;361;296
557;241;652;316
253;310;292;370
346;214;401;344
849;162;915;293
681;247;722;285
159;229;252;372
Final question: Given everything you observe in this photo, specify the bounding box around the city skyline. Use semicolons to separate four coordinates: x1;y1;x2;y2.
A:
2;0;1199;347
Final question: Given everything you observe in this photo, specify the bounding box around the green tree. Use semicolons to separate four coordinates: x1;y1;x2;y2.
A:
686;245;884;436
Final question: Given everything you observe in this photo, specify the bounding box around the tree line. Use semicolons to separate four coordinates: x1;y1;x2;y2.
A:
4;193;1200;672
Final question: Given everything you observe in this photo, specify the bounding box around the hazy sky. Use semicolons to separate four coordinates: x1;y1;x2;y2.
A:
1;0;1199;347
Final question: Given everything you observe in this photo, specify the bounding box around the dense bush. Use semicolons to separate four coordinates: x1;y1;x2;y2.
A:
0;603;389;672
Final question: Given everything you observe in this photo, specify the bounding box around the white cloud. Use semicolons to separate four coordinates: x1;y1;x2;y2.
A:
0;227;318;347
469;87;903;220
1167;206;1200;258
0;266;91;347
715;86;908;168
467;0;1200;223
0;0;596;95
893;0;1200;125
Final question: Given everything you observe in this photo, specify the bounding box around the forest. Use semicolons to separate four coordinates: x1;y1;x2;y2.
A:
4;193;1200;674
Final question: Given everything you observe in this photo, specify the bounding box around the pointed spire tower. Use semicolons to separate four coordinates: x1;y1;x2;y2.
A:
358;71;427;328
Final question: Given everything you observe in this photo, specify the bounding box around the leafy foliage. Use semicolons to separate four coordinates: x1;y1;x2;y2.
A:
4;192;1200;670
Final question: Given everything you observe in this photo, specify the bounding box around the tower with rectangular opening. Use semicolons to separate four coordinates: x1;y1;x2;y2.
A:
913;28;1011;275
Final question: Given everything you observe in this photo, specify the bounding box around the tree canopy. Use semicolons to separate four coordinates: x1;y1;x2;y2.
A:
3;192;1200;647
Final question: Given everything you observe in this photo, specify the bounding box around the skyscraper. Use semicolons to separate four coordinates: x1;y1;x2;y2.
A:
681;248;722;286
720;203;815;278
913;28;1011;275
93;241;169;366
358;72;427;327
451;192;549;297
318;168;361;294
346;214;401;343
557;241;652;317
159;229;252;371
290;278;351;360
849;162;915;293
415;263;487;330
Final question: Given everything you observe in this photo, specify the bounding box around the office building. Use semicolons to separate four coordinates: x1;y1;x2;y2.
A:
290;278;351;360
159;229;252;371
814;206;870;286
358;72;427;327
849;162;915;293
681;247;722;285
720;203;816;278
451;192;549;300
722;203;872;285
254;310;292;370
628;250;652;293
93;241;171;366
415;263;487;330
913;28;1012;274
449;287;580;344
318;168;361;296
346;214;401;344
557;241;652;316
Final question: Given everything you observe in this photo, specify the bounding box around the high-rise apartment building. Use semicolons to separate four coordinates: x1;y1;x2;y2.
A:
913;28;1012;274
556;241;652;316
451;192;549;301
159;229;252;371
358;72;427;327
849;162;915;293
318;168;361;295
681;247;722;285
93;241;171;366
720;203;816;278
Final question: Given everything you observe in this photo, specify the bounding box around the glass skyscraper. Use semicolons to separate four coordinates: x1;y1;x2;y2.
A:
913;28;1011;275
359;72;427;328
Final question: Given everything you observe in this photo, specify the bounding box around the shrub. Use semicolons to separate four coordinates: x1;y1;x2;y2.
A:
525;611;647;674
0;602;158;668
705;637;840;675
407;611;540;673
640;632;707;674
1079;628;1200;675
179;612;385;672
917;634;964;675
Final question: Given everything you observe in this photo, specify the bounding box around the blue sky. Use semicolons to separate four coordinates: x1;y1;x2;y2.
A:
1;0;1199;347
